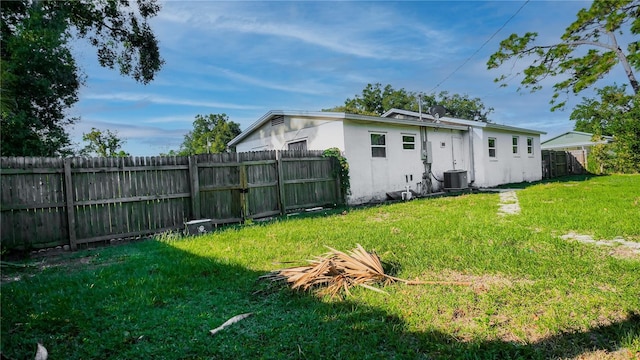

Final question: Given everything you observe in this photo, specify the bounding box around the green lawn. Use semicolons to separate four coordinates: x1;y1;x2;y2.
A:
2;174;639;359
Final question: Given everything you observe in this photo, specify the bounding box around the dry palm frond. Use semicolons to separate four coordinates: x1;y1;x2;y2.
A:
260;244;471;298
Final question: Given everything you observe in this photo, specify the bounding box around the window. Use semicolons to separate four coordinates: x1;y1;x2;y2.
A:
512;136;519;155
527;137;534;155
370;133;386;158
402;135;415;150
488;137;496;158
287;140;307;151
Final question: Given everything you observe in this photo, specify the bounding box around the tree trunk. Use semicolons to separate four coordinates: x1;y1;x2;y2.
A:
608;31;639;94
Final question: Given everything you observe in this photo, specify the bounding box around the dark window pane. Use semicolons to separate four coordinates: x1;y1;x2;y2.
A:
372;147;386;157
489;149;496;158
403;143;415;150
371;134;385;145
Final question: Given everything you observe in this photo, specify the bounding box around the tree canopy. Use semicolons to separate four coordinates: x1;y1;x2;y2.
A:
571;85;640;173
487;0;640;110
1;0;164;157
1;4;80;156
324;83;493;121
168;114;242;156
80;127;129;157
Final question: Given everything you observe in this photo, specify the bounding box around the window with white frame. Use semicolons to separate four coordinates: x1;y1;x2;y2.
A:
488;137;496;158
370;133;386;158
512;136;519;155
527;137;534;155
402;134;416;150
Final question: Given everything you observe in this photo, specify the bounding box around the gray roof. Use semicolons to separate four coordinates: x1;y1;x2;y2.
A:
541;131;613;149
381;109;546;135
228;110;469;146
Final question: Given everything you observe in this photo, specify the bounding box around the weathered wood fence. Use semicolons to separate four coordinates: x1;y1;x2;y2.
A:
541;149;587;179
1;150;341;251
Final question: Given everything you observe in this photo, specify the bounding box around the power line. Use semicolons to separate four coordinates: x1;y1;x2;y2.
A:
427;0;530;93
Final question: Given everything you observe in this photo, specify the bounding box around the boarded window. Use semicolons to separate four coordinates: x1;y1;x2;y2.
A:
402;135;415;150
512;136;519;155
488;137;496;158
287;140;307;151
371;133;386;158
527;137;534;155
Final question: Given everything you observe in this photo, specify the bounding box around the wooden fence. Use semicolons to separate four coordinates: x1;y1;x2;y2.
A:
541;149;587;179
1;150;341;251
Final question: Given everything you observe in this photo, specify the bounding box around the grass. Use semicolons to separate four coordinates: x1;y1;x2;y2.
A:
1;174;639;359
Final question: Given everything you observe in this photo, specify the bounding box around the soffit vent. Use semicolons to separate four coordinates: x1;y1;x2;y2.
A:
271;116;284;126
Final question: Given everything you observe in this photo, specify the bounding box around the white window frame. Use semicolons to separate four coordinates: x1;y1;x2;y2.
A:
370;132;386;158
488;137;497;158
402;134;416;150
527;137;534;156
512;136;519;156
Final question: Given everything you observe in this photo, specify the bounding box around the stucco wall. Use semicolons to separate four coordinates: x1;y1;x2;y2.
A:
473;128;542;187
342;122;468;204
234;116;344;152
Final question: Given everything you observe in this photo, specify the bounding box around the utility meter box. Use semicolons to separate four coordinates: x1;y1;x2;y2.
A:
185;219;214;235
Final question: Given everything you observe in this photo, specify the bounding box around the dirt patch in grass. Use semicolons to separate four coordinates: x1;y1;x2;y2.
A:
1;251;118;285
497;190;521;216
572;349;639;360
561;232;640;259
419;269;535;293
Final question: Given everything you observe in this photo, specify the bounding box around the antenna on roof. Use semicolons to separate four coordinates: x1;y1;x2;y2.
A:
417;93;423;121
429;105;446;122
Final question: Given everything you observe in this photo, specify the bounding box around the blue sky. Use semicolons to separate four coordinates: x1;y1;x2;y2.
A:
67;0;629;156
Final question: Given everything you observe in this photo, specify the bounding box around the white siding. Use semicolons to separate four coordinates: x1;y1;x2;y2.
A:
473;129;542;187
342;122;467;203
234;116;345;152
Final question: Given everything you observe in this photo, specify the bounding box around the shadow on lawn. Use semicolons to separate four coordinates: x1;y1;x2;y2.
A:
1;239;638;360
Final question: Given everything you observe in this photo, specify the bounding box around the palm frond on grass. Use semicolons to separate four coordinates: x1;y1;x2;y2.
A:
260;244;471;297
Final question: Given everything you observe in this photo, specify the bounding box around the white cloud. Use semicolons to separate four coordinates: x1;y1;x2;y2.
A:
84;93;261;110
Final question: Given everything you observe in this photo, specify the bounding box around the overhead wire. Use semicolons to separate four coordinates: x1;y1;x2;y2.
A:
427;0;530;93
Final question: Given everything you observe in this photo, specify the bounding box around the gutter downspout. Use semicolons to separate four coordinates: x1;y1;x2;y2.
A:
468;126;476;185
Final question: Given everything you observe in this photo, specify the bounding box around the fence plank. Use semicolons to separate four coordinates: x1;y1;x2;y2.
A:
1;150;338;251
64;159;77;250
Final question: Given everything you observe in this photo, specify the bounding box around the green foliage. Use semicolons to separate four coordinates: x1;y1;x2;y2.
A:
80;127;129;157
324;83;493;121
488;0;640;110
173;114;242;155
1;4;79;157
0;0;163;157
1;175;639;359
323;147;350;202
571;85;640;173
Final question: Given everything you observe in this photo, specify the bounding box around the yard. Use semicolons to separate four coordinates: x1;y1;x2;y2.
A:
1;174;639;359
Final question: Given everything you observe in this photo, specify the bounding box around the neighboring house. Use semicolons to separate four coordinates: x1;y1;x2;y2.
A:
541;131;613;152
541;131;614;175
228;109;546;205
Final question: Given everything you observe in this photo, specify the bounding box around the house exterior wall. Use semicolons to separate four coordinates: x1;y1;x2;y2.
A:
234;116;344;152
342;122;467;204
472;128;542;187
342;121;423;204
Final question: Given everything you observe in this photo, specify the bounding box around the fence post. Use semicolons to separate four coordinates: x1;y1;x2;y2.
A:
332;157;343;206
276;151;286;215
63;158;77;250
239;162;248;221
188;156;201;220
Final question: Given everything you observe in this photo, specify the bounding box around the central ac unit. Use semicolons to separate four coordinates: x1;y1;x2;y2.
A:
443;170;468;191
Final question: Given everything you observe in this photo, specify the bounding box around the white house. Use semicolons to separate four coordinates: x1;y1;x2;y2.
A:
228;109;545;205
